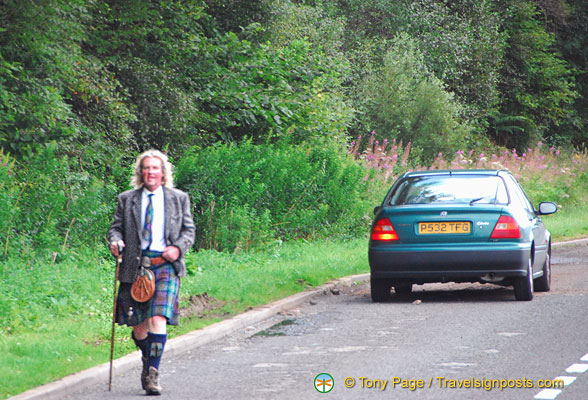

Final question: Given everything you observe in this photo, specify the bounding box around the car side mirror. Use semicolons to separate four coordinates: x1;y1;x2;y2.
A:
537;202;558;215
373;206;381;215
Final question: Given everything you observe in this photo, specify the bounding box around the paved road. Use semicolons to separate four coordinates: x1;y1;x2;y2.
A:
65;242;588;400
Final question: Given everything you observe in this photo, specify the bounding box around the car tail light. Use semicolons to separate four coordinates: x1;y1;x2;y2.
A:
490;215;521;239
371;218;399;241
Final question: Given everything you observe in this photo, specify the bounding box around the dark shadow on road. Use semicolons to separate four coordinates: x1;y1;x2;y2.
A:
395;283;516;303
344;281;520;304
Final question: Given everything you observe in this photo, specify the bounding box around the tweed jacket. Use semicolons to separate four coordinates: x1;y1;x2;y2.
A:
108;187;195;283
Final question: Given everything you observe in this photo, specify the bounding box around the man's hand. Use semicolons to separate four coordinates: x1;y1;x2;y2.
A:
162;246;180;263
109;240;125;257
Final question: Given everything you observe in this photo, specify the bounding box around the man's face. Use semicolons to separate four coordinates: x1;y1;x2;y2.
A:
142;156;164;192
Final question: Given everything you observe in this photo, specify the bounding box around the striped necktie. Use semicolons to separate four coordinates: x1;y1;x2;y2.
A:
142;193;154;249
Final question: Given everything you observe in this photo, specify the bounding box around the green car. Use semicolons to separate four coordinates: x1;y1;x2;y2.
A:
368;170;558;302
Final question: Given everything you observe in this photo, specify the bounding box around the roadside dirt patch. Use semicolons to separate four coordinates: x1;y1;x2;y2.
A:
180;293;226;318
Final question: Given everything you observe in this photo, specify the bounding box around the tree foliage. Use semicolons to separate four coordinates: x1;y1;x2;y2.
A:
0;0;135;171
492;0;578;149
323;0;508;136
2;0;584;159
541;0;588;148
362;34;472;162
194;35;353;144
0;0;587;254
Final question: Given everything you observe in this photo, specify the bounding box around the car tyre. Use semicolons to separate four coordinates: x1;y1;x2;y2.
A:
394;284;412;296
371;278;391;302
514;258;534;301
534;251;551;292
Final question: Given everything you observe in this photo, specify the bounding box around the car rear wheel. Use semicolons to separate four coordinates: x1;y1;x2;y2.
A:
514;258;534;301
534;251;551;292
371;278;391;302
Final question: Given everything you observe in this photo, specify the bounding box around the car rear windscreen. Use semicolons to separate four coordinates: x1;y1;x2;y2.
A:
388;175;509;205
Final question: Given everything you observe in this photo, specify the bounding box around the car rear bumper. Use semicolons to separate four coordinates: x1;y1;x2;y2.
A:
369;243;530;282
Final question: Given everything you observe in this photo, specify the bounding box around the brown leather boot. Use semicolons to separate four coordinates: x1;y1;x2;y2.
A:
145;366;162;395
141;356;149;390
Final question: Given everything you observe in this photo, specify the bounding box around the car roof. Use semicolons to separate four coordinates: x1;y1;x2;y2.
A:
401;169;509;178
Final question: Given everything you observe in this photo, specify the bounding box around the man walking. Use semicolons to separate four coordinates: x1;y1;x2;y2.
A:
108;149;195;395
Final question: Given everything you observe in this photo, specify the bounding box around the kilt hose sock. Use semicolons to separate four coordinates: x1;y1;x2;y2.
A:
147;332;167;370
132;331;150;357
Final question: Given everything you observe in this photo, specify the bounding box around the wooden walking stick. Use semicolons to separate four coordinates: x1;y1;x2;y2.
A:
109;243;123;391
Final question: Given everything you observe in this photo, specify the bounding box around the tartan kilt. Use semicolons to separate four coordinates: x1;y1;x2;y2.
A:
115;261;181;326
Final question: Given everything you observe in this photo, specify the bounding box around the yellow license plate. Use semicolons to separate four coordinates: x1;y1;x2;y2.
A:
418;221;471;234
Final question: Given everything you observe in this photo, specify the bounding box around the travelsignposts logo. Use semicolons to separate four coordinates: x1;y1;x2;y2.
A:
314;373;334;393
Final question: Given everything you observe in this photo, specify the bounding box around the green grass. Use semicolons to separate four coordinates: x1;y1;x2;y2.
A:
542;206;588;242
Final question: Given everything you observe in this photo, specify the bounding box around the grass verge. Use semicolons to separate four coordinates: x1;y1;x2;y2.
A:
542;207;588;241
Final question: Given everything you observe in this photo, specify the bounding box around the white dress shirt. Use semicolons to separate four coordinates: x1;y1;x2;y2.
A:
141;186;166;251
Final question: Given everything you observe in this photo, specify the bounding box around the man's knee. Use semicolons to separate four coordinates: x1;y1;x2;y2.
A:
149;315;167;333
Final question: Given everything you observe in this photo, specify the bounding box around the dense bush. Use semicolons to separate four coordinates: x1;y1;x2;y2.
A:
0;150;19;256
0;145;118;260
175;140;382;252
